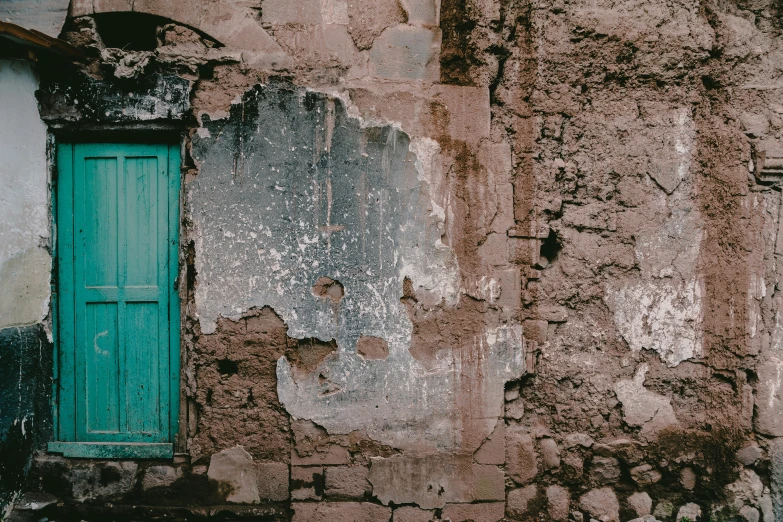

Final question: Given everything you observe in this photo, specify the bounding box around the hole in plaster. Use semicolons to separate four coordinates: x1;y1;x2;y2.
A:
288;338;338;379
311;276;345;303
217;359;239;375
94;13;167;51
540;229;562;265
356;335;389;361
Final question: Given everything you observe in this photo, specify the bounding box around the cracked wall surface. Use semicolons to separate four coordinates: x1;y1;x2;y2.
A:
5;0;783;520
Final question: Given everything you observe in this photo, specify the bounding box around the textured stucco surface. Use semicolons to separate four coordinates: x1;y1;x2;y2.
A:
0;60;50;331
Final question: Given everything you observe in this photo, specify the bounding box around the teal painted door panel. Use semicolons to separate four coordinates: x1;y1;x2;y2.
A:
56;143;180;446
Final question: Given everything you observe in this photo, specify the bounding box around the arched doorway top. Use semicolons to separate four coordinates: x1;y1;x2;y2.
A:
70;0;287;62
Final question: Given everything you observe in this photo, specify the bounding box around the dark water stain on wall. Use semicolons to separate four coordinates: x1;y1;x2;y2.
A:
0;324;52;515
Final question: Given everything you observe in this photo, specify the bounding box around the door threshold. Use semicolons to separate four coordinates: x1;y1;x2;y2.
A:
48;442;174;459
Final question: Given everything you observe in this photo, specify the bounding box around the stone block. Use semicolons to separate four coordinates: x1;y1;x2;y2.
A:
546;485;570;521
508;237;539;265
653;501;675;520
630;464;662;486
579;488;620;522
628;492;652;517
539;438;560;469
505;398;525;420
471;465;505;501
208;446;260;504
325;465;372;499
291;466;324;500
755;358;783;436
474;419;505;465
70;0;94;16
142;465;183;490
400;0;439;26
589;457;620;484
524;320;549;344
66;460;138;502
292;502;392;522
506;427;538;485
260;0;323;24
507;485;538;519
93;0;132;13
737;443;763;466
676;503;702;521
442;503;505;522
394;506;434;522
680;467;696;490
348;0;406;49
430;85;491;143
256;461;289;501
369;26;441;82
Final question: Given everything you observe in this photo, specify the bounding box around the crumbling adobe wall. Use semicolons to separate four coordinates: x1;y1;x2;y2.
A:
11;0;783;520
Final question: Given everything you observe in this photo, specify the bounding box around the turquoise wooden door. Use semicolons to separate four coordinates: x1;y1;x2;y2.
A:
50;143;180;458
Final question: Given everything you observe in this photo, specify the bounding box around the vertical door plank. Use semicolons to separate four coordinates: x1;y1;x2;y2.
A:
56;144;76;441
167;144;181;446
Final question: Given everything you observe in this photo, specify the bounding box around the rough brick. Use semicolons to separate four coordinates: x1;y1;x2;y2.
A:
291;466;324;500
256;462;289;501
393;506;434;522
442;503;505;522
325;465;372;499
292;502;392;522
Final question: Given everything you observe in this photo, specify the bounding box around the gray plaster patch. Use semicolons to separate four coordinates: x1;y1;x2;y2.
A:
0;0;69;37
0;60;50;330
190;84;524;454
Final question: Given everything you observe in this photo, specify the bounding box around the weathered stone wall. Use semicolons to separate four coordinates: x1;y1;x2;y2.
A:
6;0;783;520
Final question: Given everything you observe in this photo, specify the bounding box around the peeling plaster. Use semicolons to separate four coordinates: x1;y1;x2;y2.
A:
190;85;524;453
614;363;679;441
606;108;704;367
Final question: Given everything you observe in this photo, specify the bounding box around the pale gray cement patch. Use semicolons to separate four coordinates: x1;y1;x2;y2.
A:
190;84;525;454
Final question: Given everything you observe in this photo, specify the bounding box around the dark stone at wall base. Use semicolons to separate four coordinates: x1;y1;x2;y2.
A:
0;324;53;517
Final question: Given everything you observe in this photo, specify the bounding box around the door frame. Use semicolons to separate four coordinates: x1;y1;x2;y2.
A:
48;130;185;459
